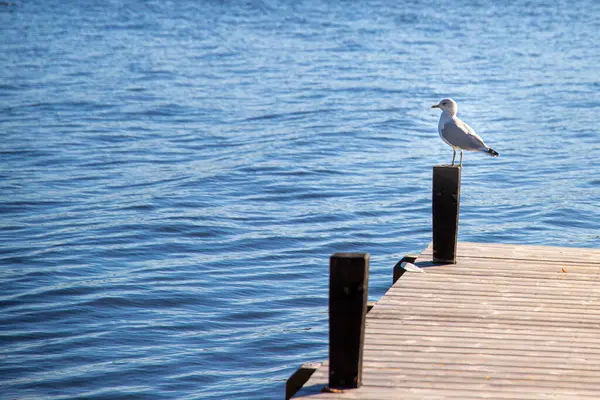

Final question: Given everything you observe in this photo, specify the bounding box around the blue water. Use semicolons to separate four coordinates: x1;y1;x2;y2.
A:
1;0;599;398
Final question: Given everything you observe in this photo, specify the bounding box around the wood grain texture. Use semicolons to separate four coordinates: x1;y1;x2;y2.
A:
292;242;600;399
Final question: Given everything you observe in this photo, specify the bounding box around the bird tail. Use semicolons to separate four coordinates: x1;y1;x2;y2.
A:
486;147;499;157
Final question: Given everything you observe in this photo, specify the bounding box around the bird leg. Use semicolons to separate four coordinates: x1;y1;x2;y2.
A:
451;149;456;166
459;150;463;166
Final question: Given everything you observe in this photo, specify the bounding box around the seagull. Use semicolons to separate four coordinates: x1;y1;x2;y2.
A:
431;98;499;166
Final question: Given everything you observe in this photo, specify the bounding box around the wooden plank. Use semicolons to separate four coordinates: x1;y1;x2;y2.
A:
415;259;600;277
381;285;600;301
420;269;600;282
360;356;600;371
376;289;600;305
365;317;599;330
368;314;600;329
365;322;600;338
371;300;600;316
421;242;600;264
388;277;600;294
366;321;600;337
362;341;600;356
349;374;600;390
360;362;600;376
362;328;600;345
368;310;600;325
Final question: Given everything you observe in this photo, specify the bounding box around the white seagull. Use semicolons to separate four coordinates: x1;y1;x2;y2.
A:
431;98;499;166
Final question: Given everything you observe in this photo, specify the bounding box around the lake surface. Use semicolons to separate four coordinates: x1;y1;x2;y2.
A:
1;0;599;398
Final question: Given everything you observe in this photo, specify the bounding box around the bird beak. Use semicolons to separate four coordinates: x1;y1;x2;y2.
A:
431;104;440;109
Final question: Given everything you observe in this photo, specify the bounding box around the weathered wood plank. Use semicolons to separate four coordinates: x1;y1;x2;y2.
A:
350;375;600;390
364;324;600;340
417;261;600;278
371;301;600;316
367;311;600;326
368;314;600;329
421;241;600;264
376;291;600;306
362;341;600;356
389;277;600;294
361;362;600;376
381;286;600;301
362;330;600;346
365;317;600;331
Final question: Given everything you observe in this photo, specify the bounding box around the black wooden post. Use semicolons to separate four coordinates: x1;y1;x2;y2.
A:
393;254;419;284
285;362;320;400
432;165;461;263
329;252;369;389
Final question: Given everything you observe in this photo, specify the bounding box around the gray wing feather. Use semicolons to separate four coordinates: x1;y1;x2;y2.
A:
441;119;487;150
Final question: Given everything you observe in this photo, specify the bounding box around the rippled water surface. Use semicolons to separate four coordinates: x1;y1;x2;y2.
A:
2;0;600;399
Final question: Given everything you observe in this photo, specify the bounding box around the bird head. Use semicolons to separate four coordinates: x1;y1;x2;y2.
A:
431;98;458;115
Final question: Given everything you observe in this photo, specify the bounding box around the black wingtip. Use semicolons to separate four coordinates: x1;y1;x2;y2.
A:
488;148;499;157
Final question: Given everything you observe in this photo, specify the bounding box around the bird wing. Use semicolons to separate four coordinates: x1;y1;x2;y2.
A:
440;118;487;150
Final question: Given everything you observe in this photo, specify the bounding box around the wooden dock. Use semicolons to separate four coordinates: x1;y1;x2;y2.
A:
286;166;600;399
290;241;600;399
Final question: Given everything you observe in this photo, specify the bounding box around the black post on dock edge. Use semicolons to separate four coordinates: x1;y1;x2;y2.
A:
432;165;461;263
329;252;369;389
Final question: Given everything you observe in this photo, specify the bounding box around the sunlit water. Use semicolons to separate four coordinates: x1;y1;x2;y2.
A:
1;1;599;399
